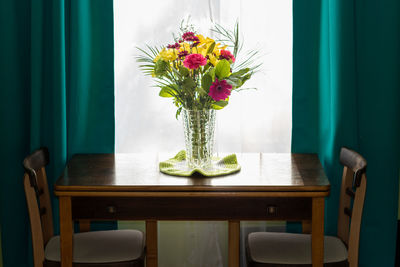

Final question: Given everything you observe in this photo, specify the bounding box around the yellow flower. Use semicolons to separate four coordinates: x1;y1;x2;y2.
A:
193;46;207;57
179;42;191;52
197;34;215;46
208;54;219;66
154;48;177;62
214;44;228;57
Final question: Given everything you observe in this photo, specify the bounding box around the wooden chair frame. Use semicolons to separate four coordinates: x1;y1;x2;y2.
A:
23;147;144;267
246;147;367;267
337;147;367;267
23;147;53;267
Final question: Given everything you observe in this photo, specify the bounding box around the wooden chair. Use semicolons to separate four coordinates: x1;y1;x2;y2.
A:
246;147;367;267
23;147;145;267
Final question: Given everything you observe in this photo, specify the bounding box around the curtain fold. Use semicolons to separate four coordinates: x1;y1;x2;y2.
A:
0;0;115;266
292;0;400;266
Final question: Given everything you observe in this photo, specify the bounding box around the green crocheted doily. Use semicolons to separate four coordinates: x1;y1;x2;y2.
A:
159;150;241;177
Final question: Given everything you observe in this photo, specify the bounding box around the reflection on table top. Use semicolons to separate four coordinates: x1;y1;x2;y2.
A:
55;153;330;192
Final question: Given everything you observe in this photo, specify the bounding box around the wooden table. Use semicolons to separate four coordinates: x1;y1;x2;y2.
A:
54;153;330;267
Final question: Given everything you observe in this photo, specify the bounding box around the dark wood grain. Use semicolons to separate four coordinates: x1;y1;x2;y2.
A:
71;197;312;221
229;221;240;267
55;152;330;267
146;221;157;267
55;153;330;192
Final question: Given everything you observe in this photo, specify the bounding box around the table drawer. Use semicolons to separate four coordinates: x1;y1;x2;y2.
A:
72;197;311;221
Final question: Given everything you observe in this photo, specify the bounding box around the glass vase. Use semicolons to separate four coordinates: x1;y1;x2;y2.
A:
182;108;216;169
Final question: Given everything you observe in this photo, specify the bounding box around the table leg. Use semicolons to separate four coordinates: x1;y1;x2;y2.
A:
79;220;91;232
59;196;73;267
146;220;158;267
302;220;312;234
312;197;325;267
228;220;240;267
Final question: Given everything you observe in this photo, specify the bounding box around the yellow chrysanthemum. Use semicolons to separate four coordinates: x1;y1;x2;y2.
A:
154;48;177;62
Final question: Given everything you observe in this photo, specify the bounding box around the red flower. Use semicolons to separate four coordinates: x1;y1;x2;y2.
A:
178;50;189;59
191;41;200;48
167;42;180;49
182;32;200;42
208;79;232;101
219;50;236;63
183;54;207;69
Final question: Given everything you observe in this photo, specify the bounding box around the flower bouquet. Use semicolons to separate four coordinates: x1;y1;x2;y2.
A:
137;22;260;168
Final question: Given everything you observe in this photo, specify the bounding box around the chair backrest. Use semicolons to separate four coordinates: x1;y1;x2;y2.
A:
23;147;54;267
337;147;367;267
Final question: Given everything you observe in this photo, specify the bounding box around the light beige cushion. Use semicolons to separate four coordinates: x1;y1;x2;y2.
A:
45;229;144;263
247;232;348;264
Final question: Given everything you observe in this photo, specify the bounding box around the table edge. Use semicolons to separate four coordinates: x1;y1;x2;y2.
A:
54;184;330;192
54;189;330;198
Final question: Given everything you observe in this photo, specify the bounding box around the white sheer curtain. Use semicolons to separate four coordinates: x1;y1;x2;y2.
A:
114;0;292;266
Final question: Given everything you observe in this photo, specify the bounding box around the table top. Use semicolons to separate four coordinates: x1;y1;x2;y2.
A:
55;153;330;193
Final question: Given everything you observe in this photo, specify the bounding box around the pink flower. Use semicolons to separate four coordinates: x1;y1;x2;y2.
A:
183;54;207;69
219;49;236;63
182;32;199;42
167;42;180;49
208;79;232;101
178;50;189;59
190;41;200;47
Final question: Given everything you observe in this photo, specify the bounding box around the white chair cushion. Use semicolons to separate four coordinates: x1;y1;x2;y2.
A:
45;229;144;263
247;232;348;265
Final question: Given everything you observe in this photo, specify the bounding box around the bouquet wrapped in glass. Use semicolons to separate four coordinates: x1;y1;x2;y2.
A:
137;22;260;168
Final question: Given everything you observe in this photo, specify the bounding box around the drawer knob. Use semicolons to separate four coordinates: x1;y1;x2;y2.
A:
267;206;277;215
107;206;117;214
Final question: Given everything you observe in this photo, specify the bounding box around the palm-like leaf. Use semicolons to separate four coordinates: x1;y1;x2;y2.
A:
211;21;261;74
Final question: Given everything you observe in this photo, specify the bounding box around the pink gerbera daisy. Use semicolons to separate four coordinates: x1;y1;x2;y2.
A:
208;79;232;101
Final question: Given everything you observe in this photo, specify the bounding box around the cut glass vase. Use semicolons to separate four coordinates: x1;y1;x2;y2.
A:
182;109;216;169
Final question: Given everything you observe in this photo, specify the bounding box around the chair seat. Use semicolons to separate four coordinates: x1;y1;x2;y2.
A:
247;232;348;265
45;229;145;264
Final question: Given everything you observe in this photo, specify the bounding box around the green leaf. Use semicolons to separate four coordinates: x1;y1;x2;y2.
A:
215;59;231;79
154;60;169;76
159;86;177;98
175;106;182;119
212;100;229;110
226;76;243;88
206;68;215;80
201;74;213;93
230;68;250;77
178;66;189;77
182;77;196;91
241;73;252;84
203;63;211;72
197;87;208;96
206;42;216;54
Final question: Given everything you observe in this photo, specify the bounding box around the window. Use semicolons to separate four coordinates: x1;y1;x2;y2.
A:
114;0;292;265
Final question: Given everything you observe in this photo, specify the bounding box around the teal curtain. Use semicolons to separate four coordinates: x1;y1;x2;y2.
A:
0;225;2;267
0;0;115;266
292;0;400;266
